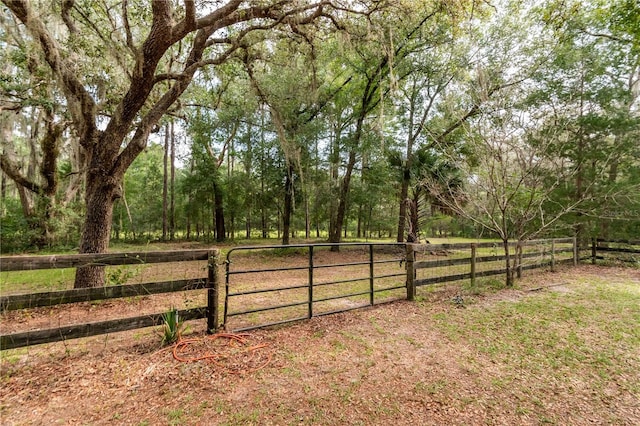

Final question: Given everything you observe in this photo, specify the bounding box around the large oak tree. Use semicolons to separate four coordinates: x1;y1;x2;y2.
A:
1;0;354;287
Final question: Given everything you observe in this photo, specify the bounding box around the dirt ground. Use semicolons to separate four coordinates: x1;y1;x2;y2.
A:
1;264;639;425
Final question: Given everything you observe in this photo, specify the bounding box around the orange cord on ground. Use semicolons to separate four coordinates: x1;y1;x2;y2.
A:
166;332;272;374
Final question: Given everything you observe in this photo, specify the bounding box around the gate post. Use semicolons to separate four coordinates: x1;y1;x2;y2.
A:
406;244;416;301
369;244;375;306
308;246;314;319
470;243;477;287
207;249;220;333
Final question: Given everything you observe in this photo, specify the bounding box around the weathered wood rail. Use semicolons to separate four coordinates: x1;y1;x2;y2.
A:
0;249;220;350
0;250;213;271
0;278;208;311
590;239;640;264
406;238;577;298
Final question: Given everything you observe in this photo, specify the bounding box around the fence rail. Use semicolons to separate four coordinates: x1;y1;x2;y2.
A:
406;238;576;298
590;239;640;264
1;238;580;350
1;307;207;350
0;279;208;311
0;249;212;272
0;249;220;350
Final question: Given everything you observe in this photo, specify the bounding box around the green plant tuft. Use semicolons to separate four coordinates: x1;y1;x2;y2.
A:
107;266;139;286
161;308;185;345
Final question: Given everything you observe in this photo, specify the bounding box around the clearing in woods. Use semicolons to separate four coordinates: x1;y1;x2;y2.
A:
0;264;639;425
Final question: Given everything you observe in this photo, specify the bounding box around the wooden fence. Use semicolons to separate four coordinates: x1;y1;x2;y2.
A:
405;238;577;299
1;238;579;350
0;249;221;350
590;239;640;264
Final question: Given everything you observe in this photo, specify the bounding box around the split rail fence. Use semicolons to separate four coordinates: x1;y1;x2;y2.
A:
1;238;578;350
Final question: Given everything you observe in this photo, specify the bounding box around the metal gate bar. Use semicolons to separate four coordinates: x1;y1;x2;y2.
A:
224;243;406;331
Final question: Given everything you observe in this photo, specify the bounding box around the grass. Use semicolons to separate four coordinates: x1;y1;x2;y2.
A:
0;268;76;293
0;265;148;294
430;276;640;422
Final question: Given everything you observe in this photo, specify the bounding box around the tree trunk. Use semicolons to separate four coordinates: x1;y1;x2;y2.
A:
260;105;268;239
397;167;410;242
503;239;514;287
408;189;422;243
245;122;253;240
0;171;5;215
16;184;33;219
169;120;176;241
162;124;169;241
277;210;281;240
329;150;356;250
74;175;119;288
213;178;225;243
328;126;340;244
262;209;268;239
305;192;310;239
246;206;252;239
282;164;294;245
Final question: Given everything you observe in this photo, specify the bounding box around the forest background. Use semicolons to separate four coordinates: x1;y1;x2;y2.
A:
1;0;638;288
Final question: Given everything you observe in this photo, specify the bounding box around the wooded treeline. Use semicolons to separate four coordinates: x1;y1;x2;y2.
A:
1;1;639;285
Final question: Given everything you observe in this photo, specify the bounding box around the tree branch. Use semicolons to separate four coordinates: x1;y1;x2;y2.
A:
121;0;137;55
60;0;77;34
3;0;98;147
0;152;42;194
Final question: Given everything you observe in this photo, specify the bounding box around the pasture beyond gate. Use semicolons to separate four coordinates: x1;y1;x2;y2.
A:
2;237;626;350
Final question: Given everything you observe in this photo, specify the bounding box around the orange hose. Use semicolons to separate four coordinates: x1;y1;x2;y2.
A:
165;332;272;373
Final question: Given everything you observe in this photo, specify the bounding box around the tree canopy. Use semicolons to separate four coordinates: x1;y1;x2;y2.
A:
1;0;638;285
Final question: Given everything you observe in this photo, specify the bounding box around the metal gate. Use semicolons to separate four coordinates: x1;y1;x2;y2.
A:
223;243;407;331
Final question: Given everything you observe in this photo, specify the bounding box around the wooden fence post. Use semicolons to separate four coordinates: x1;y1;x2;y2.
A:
207;249;220;333
591;238;597;265
406;244;415;301
516;241;523;279
470;243;477;288
573;237;578;266
550;239;555;272
308;246;314;319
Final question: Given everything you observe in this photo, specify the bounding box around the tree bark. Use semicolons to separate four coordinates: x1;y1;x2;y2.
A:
74;173;120;288
397;168;411;242
162;124;169;241
170;120;176;241
245;121;253;239
503;239;514;287
0;169;5;215
282;164;294;245
213;177;226;243
329;150;356;250
260;106;268;239
407;190;421;243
